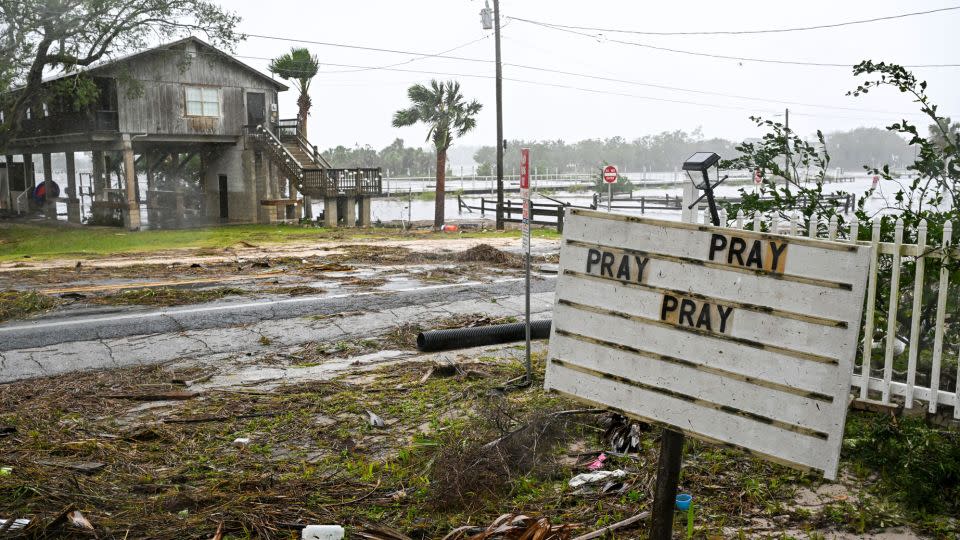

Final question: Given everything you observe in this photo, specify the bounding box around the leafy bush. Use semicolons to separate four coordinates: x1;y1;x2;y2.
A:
845;414;960;514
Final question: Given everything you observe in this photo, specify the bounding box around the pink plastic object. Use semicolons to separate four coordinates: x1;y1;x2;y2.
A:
587;453;606;471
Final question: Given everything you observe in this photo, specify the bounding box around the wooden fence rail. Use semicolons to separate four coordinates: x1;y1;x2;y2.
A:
697;207;959;417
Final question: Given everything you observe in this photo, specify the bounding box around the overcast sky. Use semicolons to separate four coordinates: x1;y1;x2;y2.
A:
226;0;959;151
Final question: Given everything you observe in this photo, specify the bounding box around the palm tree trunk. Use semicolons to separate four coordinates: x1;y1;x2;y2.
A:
434;148;446;230
297;92;310;139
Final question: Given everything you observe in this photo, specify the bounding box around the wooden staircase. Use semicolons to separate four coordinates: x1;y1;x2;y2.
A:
245;120;382;198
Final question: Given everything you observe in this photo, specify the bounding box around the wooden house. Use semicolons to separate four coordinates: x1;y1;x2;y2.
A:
0;37;381;229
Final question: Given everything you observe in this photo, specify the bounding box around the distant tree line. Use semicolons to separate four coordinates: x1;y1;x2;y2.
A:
321;138;437;175
322;127;918;176
474;127;915;174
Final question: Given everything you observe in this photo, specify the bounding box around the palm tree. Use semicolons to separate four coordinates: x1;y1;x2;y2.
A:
392;80;482;229
268;48;319;138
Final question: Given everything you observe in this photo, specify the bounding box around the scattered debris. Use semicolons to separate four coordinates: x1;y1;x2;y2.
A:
0;468;10;476
570;511;650;540
0;427;14;438
66;509;94;530
586;453;606;471
442;513;577;540
59;292;87;300
365;410;385;428
36;460;106;474
103;390;197;401
0;518;30;532
601;413;647;453
568;469;627;490
301;524;345;540
233;437;251;447
455;244;521;266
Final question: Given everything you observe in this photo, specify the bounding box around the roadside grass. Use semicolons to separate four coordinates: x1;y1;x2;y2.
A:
0;223;560;262
0;290;57;322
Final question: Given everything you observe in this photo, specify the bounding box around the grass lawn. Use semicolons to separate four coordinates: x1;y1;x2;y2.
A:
0;223;559;262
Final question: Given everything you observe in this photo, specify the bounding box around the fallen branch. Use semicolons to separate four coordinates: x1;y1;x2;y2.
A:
319;479;382;508
162;412;277;424
481;408;605;450
102;391;197;401
571;511;650;540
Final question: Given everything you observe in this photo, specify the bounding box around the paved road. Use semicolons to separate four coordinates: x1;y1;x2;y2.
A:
0;276;557;351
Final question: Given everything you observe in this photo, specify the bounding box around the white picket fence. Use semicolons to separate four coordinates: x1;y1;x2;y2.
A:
691;208;959;418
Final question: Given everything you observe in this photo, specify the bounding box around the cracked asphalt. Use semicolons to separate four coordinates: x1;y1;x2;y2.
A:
0;276;557;383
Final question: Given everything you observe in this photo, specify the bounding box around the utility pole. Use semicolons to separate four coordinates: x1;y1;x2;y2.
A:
494;0;505;230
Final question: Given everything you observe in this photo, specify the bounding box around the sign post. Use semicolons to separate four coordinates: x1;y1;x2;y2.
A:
545;210;872;538
520;148;532;384
602;165;618;212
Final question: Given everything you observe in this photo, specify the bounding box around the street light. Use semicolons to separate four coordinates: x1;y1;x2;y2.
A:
683;151;726;226
480;0;504;229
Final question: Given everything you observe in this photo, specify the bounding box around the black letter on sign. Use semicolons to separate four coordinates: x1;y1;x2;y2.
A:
586;249;601;273
746;241;763;269
717;305;734;333
616;256;631;280
679;299;697;327
600;251;615;277
660;295;678;321
728;237;747;266
634;256;649;282
769;241;788;272
709;234;728;262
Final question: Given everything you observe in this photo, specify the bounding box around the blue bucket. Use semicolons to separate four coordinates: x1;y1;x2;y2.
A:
675;493;692;511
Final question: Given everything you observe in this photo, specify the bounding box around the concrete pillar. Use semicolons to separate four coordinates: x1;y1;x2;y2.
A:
344;194;356;227
0;156;9;211
172;153;185;228
22;154;34;193
42;153;56;219
65;152;81;224
121;136;141;230
255;152;271;223
304;195;313;220
358;196;372;227
145;152;156;226
323;197;338;228
91;150;107;222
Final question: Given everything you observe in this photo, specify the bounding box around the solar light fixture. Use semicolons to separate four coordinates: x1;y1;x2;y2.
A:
683;151;727;226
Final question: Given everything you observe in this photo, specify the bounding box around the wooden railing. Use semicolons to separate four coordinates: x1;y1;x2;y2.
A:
245;125;303;184
302;168;382;198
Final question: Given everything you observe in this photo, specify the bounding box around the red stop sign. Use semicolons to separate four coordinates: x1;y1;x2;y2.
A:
603;165;618;184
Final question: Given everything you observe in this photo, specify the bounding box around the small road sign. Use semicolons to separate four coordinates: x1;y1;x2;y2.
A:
602;165;618;184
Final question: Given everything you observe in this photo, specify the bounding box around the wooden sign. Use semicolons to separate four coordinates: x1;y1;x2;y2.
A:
545;209;872;479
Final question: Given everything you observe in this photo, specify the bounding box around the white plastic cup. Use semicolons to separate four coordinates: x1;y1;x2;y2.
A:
301;525;345;540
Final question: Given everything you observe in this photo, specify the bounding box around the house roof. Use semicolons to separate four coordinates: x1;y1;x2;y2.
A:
40;36;288;91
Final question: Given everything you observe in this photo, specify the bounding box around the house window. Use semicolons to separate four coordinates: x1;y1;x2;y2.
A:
185;86;220;117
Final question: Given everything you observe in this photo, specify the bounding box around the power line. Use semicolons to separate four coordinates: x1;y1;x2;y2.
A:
240;33;925;115
508;18;960;69
506;6;960;36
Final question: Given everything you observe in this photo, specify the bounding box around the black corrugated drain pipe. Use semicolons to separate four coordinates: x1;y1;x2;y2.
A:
416;320;552;352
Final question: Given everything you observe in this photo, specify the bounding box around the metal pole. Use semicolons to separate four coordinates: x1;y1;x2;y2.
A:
524;225;531;383
607;181;612;212
494;0;505;230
